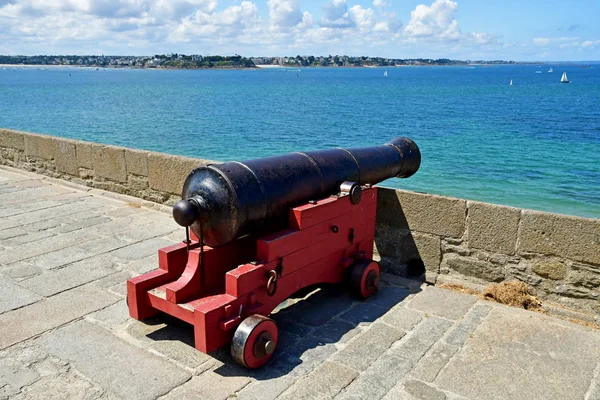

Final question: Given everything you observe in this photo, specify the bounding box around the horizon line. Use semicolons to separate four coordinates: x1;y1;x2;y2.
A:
2;54;600;63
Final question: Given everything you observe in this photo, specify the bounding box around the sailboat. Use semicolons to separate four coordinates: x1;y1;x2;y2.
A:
548;67;553;73
560;72;570;83
509;79;513;87
383;70;388;77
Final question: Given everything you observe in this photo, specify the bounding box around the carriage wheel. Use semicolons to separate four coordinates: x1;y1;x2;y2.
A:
349;259;380;299
231;315;278;368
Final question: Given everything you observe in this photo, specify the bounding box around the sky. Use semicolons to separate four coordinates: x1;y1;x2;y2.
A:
0;0;599;61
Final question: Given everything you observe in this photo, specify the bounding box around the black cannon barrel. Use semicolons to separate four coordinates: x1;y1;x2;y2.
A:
173;137;420;247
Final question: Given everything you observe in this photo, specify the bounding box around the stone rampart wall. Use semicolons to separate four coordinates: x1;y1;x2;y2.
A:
0;128;210;205
1;128;598;314
374;190;599;314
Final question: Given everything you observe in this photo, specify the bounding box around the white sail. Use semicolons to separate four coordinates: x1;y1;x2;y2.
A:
384;70;388;77
509;79;513;86
548;67;553;72
561;72;569;83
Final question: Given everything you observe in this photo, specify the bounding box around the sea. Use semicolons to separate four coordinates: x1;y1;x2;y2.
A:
1;64;599;218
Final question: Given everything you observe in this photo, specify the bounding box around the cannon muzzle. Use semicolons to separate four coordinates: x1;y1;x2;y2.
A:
173;137;420;246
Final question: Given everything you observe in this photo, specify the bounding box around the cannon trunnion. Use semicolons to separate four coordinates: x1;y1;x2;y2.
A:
127;137;420;368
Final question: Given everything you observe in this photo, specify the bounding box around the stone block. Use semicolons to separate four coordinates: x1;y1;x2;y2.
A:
444;304;492;346
125;254;160;274
314;318;362;344
148;153;206;194
374;224;408;261
403;380;447;400
38;320;191;400
93;145;127;183
374;227;440;276
127;174;148;191
1;229;56;247
237;374;296;400
0;285;118;350
0;129;25;150
0;279;42;314
414;232;441;273
518;210;600;265
408;286;477;321
382;306;424;332
149;340;212;371
278;361;358;400
2;262;42;281
86;300;131;331
377;188;466;238
276;287;358;327
367;285;412;308
52;138;78;175
19;254;118;296
24;134;54;160
388;316;453;364
336;354;413;400
331;322;405;372
568;264;600;289
76;141;94;169
0;228;97;265
10;365;106;399
110;237;174;261
411;340;460;382
52;215;110;233
532;259;567;280
125;148;149;176
339;303;388;326
441;253;505;282
436;307;600;400
271;336;337;377
0;364;41;397
467;201;520;255
162;366;248;400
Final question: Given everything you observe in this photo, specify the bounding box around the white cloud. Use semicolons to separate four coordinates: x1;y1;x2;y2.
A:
267;0;302;28
170;1;259;41
349;5;374;31
582;40;600;48
533;36;582;49
0;0;512;58
320;0;354;28
402;0;499;50
404;0;458;39
469;32;498;45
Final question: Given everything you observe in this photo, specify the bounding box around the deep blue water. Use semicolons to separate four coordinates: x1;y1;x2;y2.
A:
1;65;599;218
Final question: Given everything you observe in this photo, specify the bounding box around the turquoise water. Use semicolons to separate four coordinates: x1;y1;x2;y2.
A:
1;65;599;218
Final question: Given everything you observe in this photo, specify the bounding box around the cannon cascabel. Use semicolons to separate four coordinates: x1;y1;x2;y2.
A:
173;137;421;247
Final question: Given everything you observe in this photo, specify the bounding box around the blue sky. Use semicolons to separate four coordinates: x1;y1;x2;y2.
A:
0;0;599;60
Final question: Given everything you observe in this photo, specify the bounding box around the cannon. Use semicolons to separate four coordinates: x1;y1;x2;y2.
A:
127;137;420;368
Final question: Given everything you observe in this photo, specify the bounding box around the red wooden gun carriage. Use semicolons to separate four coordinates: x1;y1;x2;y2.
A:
127;137;420;368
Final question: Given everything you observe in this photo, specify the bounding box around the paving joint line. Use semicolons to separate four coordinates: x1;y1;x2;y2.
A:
1;233;104;266
23;268;126;299
5;216;171;269
0;295;122;352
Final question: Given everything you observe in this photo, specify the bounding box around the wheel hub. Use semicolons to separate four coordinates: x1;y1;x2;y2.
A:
253;332;274;358
365;270;379;292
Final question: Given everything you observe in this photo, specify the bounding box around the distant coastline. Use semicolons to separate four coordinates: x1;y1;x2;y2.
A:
0;63;536;72
2;54;593;72
0;54;529;70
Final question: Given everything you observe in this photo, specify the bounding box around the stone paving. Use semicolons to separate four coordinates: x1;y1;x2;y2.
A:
0;165;599;400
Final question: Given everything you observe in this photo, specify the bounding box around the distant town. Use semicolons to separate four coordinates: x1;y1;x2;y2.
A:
0;54;522;69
